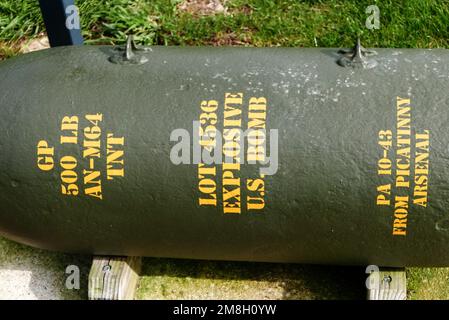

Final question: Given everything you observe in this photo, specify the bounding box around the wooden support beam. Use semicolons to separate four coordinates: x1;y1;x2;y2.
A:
88;256;142;300
367;267;407;300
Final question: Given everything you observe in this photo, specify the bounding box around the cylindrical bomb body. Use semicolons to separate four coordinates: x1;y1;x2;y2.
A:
0;45;447;266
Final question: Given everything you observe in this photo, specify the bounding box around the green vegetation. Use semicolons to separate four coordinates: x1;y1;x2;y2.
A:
137;258;365;300
1;0;449;299
1;0;449;59
408;268;449;300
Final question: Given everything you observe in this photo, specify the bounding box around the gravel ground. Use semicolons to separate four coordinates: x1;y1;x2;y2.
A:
0;237;90;300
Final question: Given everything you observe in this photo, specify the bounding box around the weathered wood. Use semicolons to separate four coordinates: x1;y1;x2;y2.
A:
367;267;407;300
88;256;141;300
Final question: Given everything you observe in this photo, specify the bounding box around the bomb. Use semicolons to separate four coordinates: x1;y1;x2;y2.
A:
0;38;447;267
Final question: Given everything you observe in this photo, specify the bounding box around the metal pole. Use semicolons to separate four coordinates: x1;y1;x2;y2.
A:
38;0;84;47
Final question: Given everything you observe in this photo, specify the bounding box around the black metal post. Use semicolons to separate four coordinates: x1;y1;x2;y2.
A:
38;0;84;47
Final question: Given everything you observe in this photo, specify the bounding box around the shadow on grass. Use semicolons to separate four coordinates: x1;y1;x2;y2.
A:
139;257;366;300
1;236;367;300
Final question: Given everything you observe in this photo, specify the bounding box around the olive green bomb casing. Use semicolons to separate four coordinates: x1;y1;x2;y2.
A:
0;42;446;267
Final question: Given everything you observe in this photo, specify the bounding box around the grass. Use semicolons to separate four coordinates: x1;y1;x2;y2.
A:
136;258;366;300
1;0;449;300
1;0;449;58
